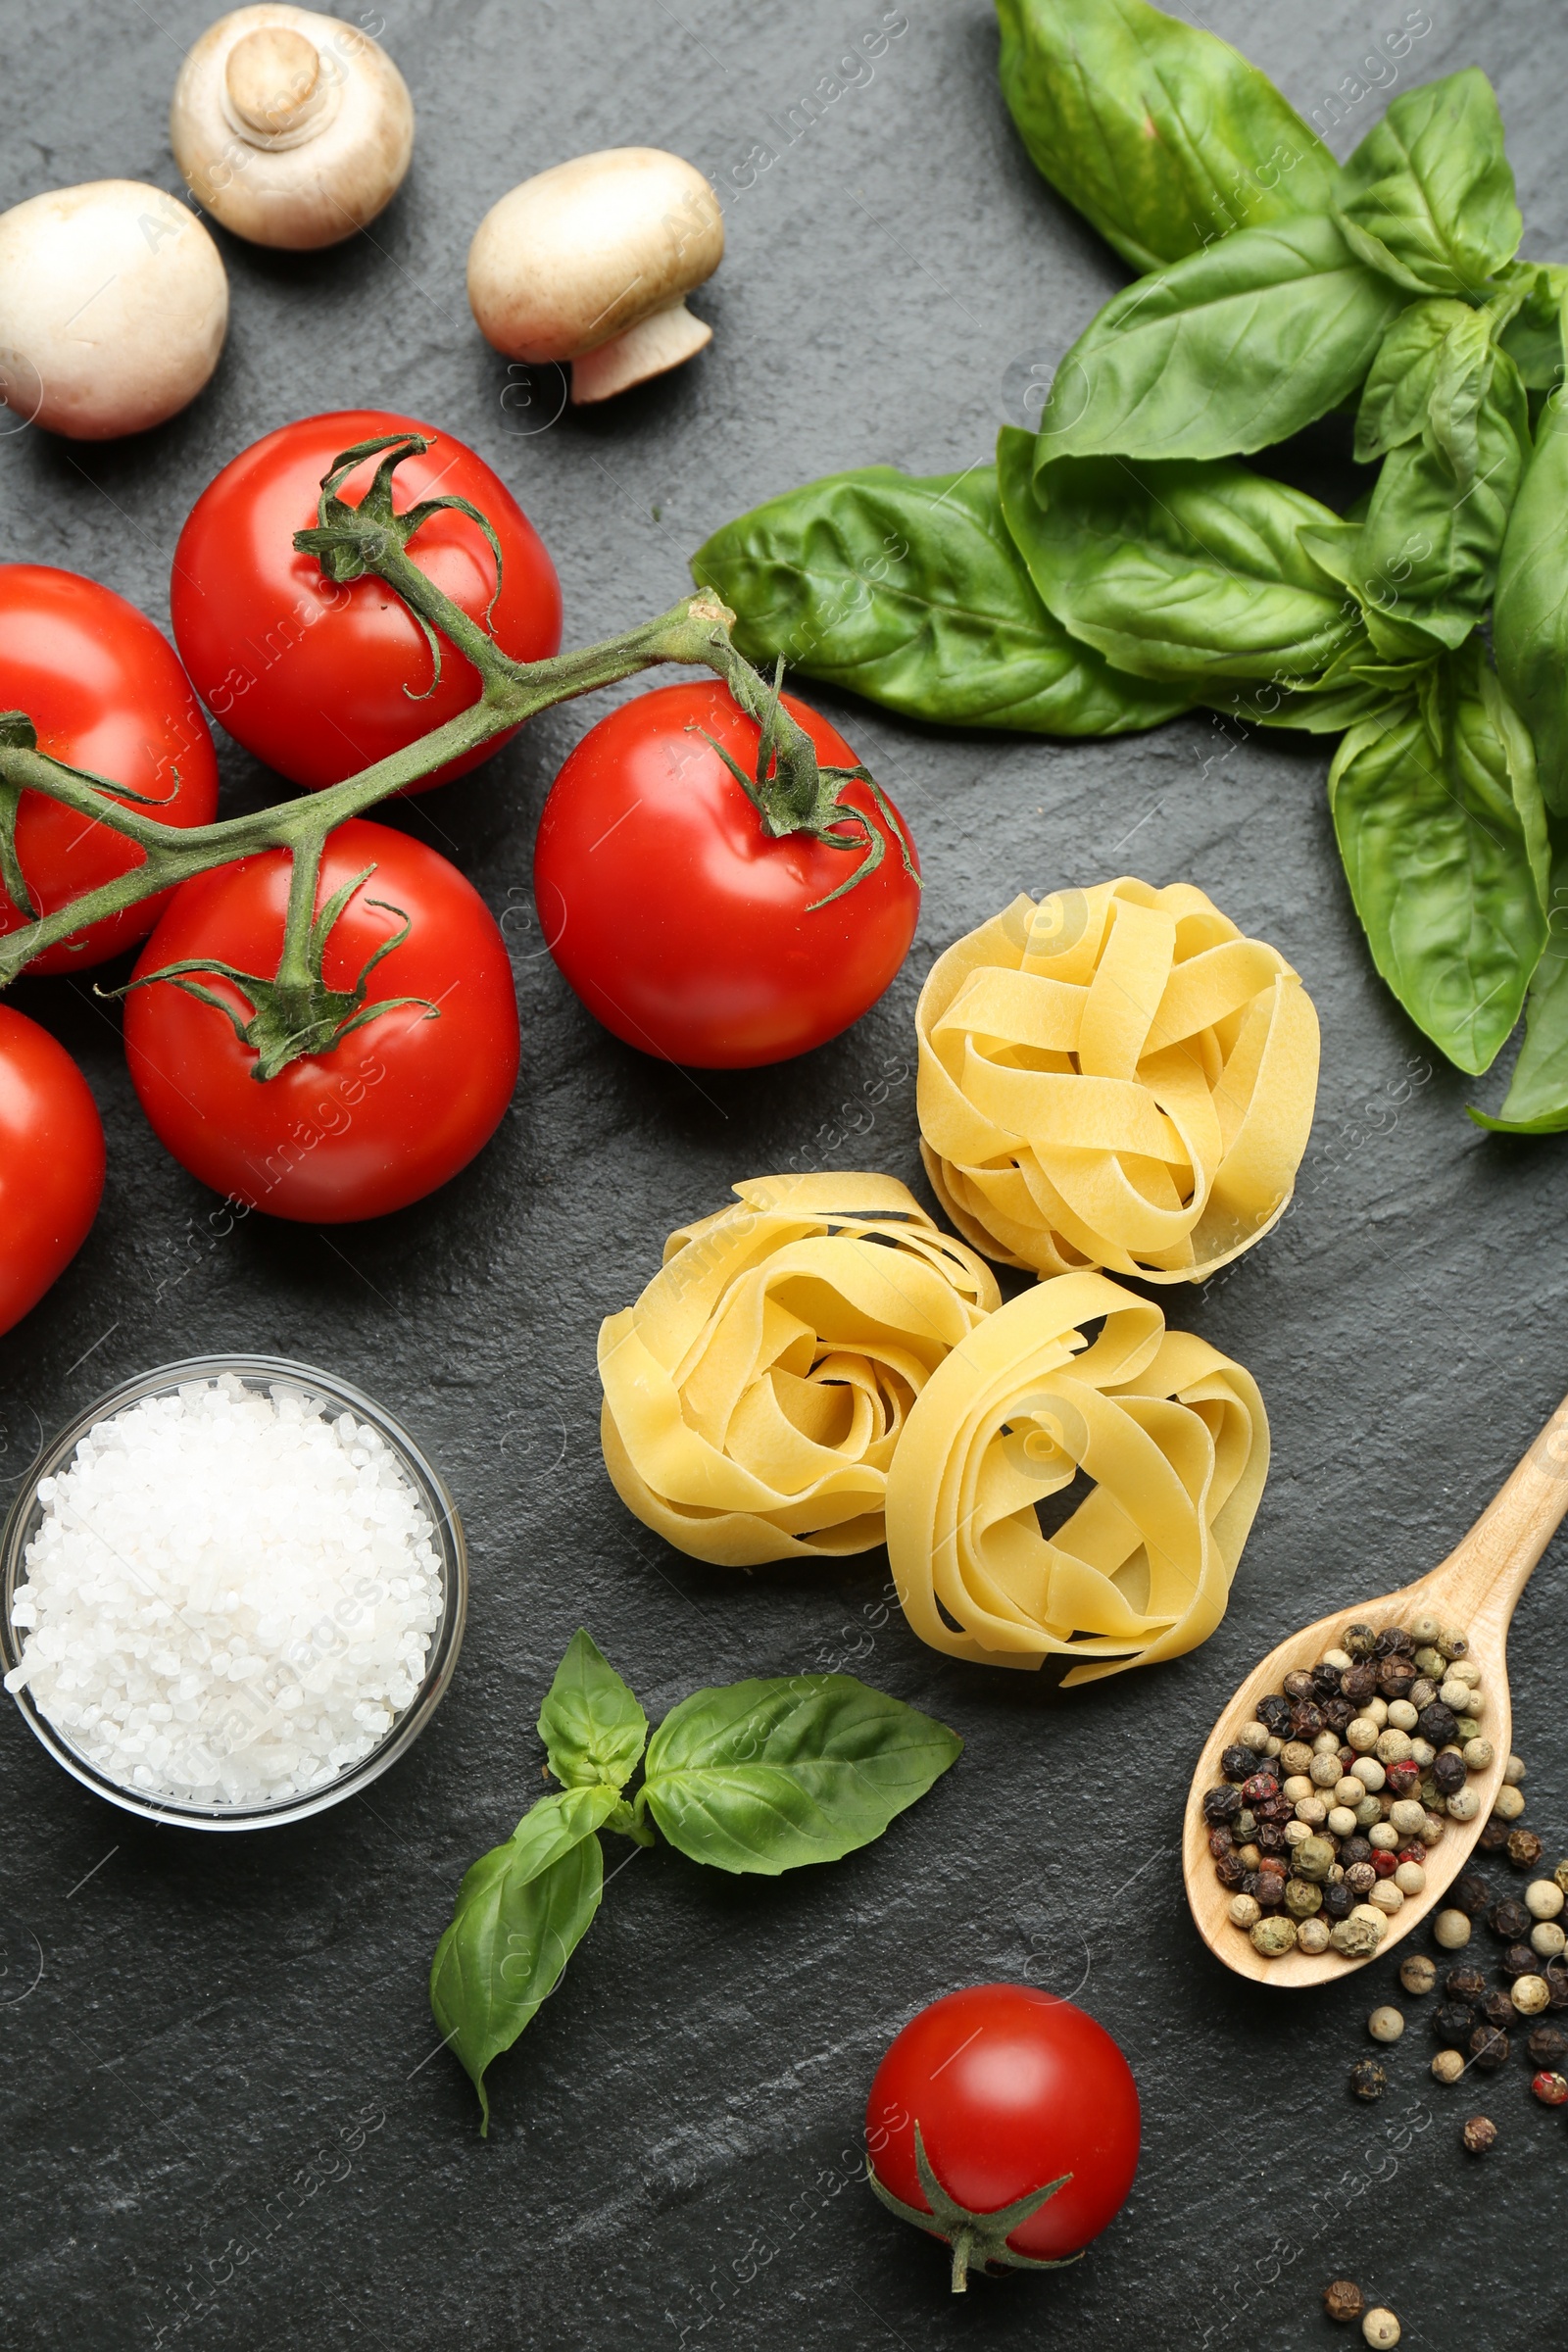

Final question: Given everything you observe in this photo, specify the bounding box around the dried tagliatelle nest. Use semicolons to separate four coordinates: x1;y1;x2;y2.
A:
598;1173;1000;1564
885;1272;1268;1681
916;878;1319;1282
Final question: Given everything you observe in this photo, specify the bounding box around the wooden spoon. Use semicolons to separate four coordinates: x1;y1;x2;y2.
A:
1185;1392;1568;1987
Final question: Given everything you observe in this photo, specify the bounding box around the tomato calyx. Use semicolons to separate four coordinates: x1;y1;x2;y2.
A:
867;2121;1080;2294
111;861;437;1081
292;431;507;703
697;661;919;910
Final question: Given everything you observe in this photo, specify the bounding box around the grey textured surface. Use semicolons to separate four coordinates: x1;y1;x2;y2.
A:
1;4;1566;2347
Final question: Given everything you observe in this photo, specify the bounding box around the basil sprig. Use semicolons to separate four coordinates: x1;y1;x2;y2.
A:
694;15;1568;1128
429;1635;961;2132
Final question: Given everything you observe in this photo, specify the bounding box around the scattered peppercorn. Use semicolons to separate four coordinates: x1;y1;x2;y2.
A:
1527;2022;1567;2068
1531;2070;1568;2106
1399;1954;1438;1996
1431;2003;1475;2048
1508;1828;1544;1870
1511;1974;1551;2018
1446;1964;1486;2003
1348;2058;1388;2101
1361;2309;1401;2350
1452;1872;1492;1917
1478;1817;1511;1852
1479;1988;1516;2030
1367;2005;1404;2043
1433;1910;1473;1950
1323;2278;1364;2325
1492;1897;1532;1942
1431;2048;1465;2085
1469;2024;1510;2072
1544;1962;1568;2010
1344;1624;1378;1660
1501;1944;1539;1982
1461;2115;1497;2155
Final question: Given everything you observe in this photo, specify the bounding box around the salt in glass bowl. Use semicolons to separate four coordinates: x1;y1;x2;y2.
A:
0;1354;466;1831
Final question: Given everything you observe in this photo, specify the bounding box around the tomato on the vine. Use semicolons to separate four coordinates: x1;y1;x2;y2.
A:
122;819;519;1222
0;1006;105;1336
171;411;562;793
865;1984;1140;2286
0;564;220;972
532;682;920;1067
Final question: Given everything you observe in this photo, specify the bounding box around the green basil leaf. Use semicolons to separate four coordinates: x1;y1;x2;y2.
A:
1333;70;1522;297
1033;215;1408;468
1471;835;1568;1131
1328;649;1547;1074
1494;262;1568;392
1354;299;1491;469
691;465;1187;735
536;1629;648;1793
1496;378;1568;816
1003;427;1356;686
995;0;1335;275
1347;347;1529;636
640;1674;961;1877
429;1786;615;2132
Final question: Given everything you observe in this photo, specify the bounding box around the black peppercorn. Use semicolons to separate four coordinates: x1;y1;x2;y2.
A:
1202;1783;1243;1825
1255;1821;1286;1854
1312;1662;1344;1698
1322;1696;1354;1733
1480;1988;1516;2030
1290;1701;1325;1740
1258;1794;1295;1823
1324;2279;1364;2324
1342;1836;1374;1869
1432;2002;1476;2047
1479;1817;1511;1853
1220;1742;1258;1782
1469;2025;1510;2072
1216;1851;1248;1889
1344;1623;1378;1660
1433;1749;1467;1796
1446;1965;1486;2003
1453;1872;1492;1917
1529;2023;1568;2068
1375;1625;1415;1657
1492;1896;1532;1941
1508;1828;1544;1870
1341;1661;1378;1703
1462;2114;1497;2155
1348;2058;1387;2101
1377;1656;1417;1699
1283;1669;1316;1702
1544;1963;1568;2012
1246;1871;1286;1908
1257;1692;1293;1737
1501;1942;1538;1980
1322;1882;1353;1920
1420;1703;1460;1751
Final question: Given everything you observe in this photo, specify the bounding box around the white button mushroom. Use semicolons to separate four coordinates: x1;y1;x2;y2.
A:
0;181;227;440
467;148;724;405
170;5;415;250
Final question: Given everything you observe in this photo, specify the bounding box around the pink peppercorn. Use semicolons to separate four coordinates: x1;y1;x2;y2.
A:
1372;1850;1398;1879
1531;2070;1568;2107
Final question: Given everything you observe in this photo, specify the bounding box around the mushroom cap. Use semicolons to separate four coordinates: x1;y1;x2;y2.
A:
467;148;723;364
171;4;415;250
0;181;228;441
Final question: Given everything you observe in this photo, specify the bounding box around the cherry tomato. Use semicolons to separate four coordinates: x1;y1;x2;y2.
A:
0;1005;105;1336
122;819;519;1222
170;410;562;794
865;1984;1139;2279
0;564;220;973
532;682;919;1067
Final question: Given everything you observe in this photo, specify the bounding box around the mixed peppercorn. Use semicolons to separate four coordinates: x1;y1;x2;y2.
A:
1201;1616;1492;1964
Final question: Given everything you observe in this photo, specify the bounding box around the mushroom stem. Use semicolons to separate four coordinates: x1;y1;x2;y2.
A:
224;25;320;137
570;300;711;405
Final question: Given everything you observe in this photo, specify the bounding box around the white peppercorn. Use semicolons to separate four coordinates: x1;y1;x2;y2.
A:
1448;1656;1480;1686
1395;1861;1427;1896
1334;1775;1364;1806
1285;1818;1313;1847
1399;1953;1438;1995
1420;1815;1446;1846
1368;2005;1404;2042
1462;1688;1486;1719
1494;1786;1527;1823
1386;1698;1419;1733
1410;1737;1436;1768
1309;1753;1343;1788
1531;1922;1566;1960
1280;1740;1315;1775
1313;1729;1342;1754
1351;1900;1390;1928
1371;1883;1404;1916
1526;1880;1565;1921
1362;2307;1400;2348
1434;1909;1472;1949
1366;1695;1390;1728
1390;1799;1427;1838
1439;1678;1471;1711
1369;1823;1398;1851
1503;1754;1526;1786
1298;1917;1332;1955
1437;1625;1468;1659
1296;1796;1329;1828
1353;1756;1388;1792
1229;1893;1261;1929
1409;1613;1441;1646
1446;1787;1482;1823
1432;2048;1465;2084
1328;1806;1359;1838
1511;1974;1551;2018
1322;1648;1353;1673
1462;1737;1494;1771
1283;1773;1315;1802
1376;1729;1413;1765
1347;1717;1380;1754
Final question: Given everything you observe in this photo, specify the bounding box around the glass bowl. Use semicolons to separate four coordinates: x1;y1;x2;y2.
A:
0;1354;466;1831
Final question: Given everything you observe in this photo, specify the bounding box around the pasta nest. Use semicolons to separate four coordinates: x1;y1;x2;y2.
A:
885;1271;1268;1681
916;878;1319;1282
598;1173;1001;1564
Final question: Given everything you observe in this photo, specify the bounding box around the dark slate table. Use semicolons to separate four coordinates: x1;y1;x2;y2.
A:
2;5;1565;2347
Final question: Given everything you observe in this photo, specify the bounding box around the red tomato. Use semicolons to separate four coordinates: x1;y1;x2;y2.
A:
0;565;219;973
122;819;519;1222
0;1006;105;1335
170;411;562;793
865;1985;1139;2281
532;683;919;1067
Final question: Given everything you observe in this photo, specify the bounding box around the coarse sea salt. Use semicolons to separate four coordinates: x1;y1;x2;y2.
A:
4;1376;442;1806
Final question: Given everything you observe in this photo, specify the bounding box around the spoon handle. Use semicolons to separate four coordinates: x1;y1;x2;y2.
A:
1409;1390;1568;1634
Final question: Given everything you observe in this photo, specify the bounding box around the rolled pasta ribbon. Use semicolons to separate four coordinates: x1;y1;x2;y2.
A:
917;878;1319;1282
598;1172;1001;1564
884;1270;1267;1681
